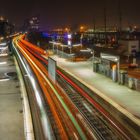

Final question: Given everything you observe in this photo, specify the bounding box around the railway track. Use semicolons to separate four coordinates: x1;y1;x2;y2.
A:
57;74;120;140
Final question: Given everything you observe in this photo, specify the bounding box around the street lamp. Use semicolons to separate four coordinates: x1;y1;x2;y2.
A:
61;44;65;57
80;26;84;31
80;34;83;48
67;33;72;54
65;27;70;33
91;50;94;62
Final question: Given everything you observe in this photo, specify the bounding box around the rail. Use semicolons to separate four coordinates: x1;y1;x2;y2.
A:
12;34;138;140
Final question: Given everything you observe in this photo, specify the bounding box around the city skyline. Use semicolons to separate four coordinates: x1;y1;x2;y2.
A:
0;0;140;29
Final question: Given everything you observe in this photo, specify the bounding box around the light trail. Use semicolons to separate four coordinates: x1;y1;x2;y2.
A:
14;34;132;140
15;38;69;140
14;36;87;140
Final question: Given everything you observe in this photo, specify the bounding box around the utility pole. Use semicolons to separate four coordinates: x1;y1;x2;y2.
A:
118;0;122;39
92;18;96;49
104;1;107;46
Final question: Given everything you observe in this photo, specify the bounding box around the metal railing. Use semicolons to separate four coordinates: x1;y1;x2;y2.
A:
12;41;55;140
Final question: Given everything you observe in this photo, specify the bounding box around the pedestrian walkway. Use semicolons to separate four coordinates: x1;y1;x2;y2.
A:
0;55;24;140
51;55;140;125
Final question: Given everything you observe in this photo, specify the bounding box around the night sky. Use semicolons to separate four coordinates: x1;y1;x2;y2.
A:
1;0;140;29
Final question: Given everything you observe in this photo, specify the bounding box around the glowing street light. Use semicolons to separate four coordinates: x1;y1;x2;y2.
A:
65;27;70;32
80;26;86;34
80;26;84;30
0;16;4;21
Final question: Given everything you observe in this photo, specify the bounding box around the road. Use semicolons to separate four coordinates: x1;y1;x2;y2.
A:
0;48;25;140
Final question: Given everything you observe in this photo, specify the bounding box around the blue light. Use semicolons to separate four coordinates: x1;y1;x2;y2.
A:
64;33;68;39
42;32;49;38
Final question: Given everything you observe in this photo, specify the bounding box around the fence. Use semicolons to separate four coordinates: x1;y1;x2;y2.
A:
52;49;75;60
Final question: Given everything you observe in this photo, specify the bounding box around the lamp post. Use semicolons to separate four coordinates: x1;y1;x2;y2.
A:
67;33;72;54
61;45;64;57
104;0;107;46
91;50;94;58
117;58;120;83
53;42;54;52
80;34;83;48
57;44;59;55
91;50;94;63
69;46;72;54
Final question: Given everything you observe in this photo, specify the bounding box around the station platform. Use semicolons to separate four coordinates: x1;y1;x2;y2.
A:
51;55;140;128
0;55;24;140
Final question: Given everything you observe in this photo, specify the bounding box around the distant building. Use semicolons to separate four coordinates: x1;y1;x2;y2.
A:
23;16;40;32
29;17;39;30
0;16;14;36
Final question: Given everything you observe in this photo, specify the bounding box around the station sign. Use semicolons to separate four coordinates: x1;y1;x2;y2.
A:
48;57;56;83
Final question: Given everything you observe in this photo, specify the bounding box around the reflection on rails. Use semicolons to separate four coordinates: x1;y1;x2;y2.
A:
12;35;133;140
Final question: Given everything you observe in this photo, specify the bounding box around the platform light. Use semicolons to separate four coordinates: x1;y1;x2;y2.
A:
68;40;72;46
67;34;72;39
